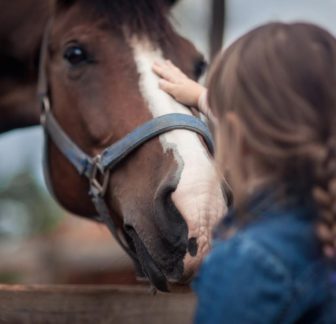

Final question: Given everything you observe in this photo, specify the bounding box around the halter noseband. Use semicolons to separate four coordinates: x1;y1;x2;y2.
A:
37;21;214;289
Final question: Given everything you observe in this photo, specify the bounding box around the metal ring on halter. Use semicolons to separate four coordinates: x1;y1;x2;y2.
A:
40;96;51;126
89;155;111;196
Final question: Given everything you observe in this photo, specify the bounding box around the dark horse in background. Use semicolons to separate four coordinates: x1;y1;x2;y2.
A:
0;0;229;291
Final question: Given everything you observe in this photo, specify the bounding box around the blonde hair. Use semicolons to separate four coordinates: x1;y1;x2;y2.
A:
208;22;336;257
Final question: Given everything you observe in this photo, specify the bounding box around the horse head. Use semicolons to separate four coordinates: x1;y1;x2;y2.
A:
43;0;230;290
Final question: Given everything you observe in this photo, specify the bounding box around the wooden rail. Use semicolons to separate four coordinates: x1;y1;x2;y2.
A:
0;284;196;324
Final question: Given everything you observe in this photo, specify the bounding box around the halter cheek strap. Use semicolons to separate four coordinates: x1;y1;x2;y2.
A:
38;20;215;291
40;97;214;255
42;103;214;178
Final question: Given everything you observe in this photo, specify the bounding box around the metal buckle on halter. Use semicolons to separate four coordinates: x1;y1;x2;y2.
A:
40;96;51;126
89;155;110;196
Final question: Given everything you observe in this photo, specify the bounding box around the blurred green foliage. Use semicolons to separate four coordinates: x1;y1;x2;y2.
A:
0;271;22;284
0;167;63;239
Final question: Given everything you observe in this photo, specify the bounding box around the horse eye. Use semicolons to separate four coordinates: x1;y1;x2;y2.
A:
63;45;89;67
194;59;208;79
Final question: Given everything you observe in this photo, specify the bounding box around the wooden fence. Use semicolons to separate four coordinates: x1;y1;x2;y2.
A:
0;284;196;324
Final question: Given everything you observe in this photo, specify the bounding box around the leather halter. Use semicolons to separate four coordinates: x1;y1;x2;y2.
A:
37;21;214;279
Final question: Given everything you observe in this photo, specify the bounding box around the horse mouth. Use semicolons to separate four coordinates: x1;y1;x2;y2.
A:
125;226;169;292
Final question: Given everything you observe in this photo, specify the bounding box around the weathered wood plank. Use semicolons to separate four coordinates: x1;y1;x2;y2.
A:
0;285;196;324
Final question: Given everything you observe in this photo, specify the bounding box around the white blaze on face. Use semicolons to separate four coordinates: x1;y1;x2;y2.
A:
129;37;227;275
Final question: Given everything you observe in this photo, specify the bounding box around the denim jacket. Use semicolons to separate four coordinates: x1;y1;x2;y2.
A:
193;190;336;324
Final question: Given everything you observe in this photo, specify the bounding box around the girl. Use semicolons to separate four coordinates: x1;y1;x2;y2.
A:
153;22;336;323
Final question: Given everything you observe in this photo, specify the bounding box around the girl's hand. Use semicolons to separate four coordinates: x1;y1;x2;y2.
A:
153;60;206;107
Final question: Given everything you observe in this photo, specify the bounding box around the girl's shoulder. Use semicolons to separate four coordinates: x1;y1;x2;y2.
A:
193;232;293;323
193;206;336;323
239;203;321;274
215;195;323;277
206;229;292;285
193;185;336;323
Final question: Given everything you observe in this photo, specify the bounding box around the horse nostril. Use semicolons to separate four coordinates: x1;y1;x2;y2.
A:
154;182;189;249
188;237;198;256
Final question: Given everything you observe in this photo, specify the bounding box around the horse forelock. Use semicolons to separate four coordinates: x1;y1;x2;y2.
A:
55;0;173;43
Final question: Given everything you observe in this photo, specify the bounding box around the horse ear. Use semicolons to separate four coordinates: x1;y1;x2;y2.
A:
164;0;180;7
56;0;76;9
57;0;74;4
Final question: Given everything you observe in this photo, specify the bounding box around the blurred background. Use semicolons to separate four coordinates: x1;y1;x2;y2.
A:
1;0;336;285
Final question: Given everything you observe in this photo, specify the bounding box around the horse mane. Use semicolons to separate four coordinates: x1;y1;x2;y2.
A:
56;0;174;42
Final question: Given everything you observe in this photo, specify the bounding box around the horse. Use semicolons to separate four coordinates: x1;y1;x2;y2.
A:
0;0;230;291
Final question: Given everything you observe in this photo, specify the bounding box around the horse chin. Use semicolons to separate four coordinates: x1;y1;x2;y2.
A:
126;227;170;292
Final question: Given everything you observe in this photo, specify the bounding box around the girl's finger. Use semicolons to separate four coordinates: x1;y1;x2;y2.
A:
153;64;176;82
166;60;181;72
166;60;187;78
153;61;168;69
158;79;176;95
166;60;177;69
